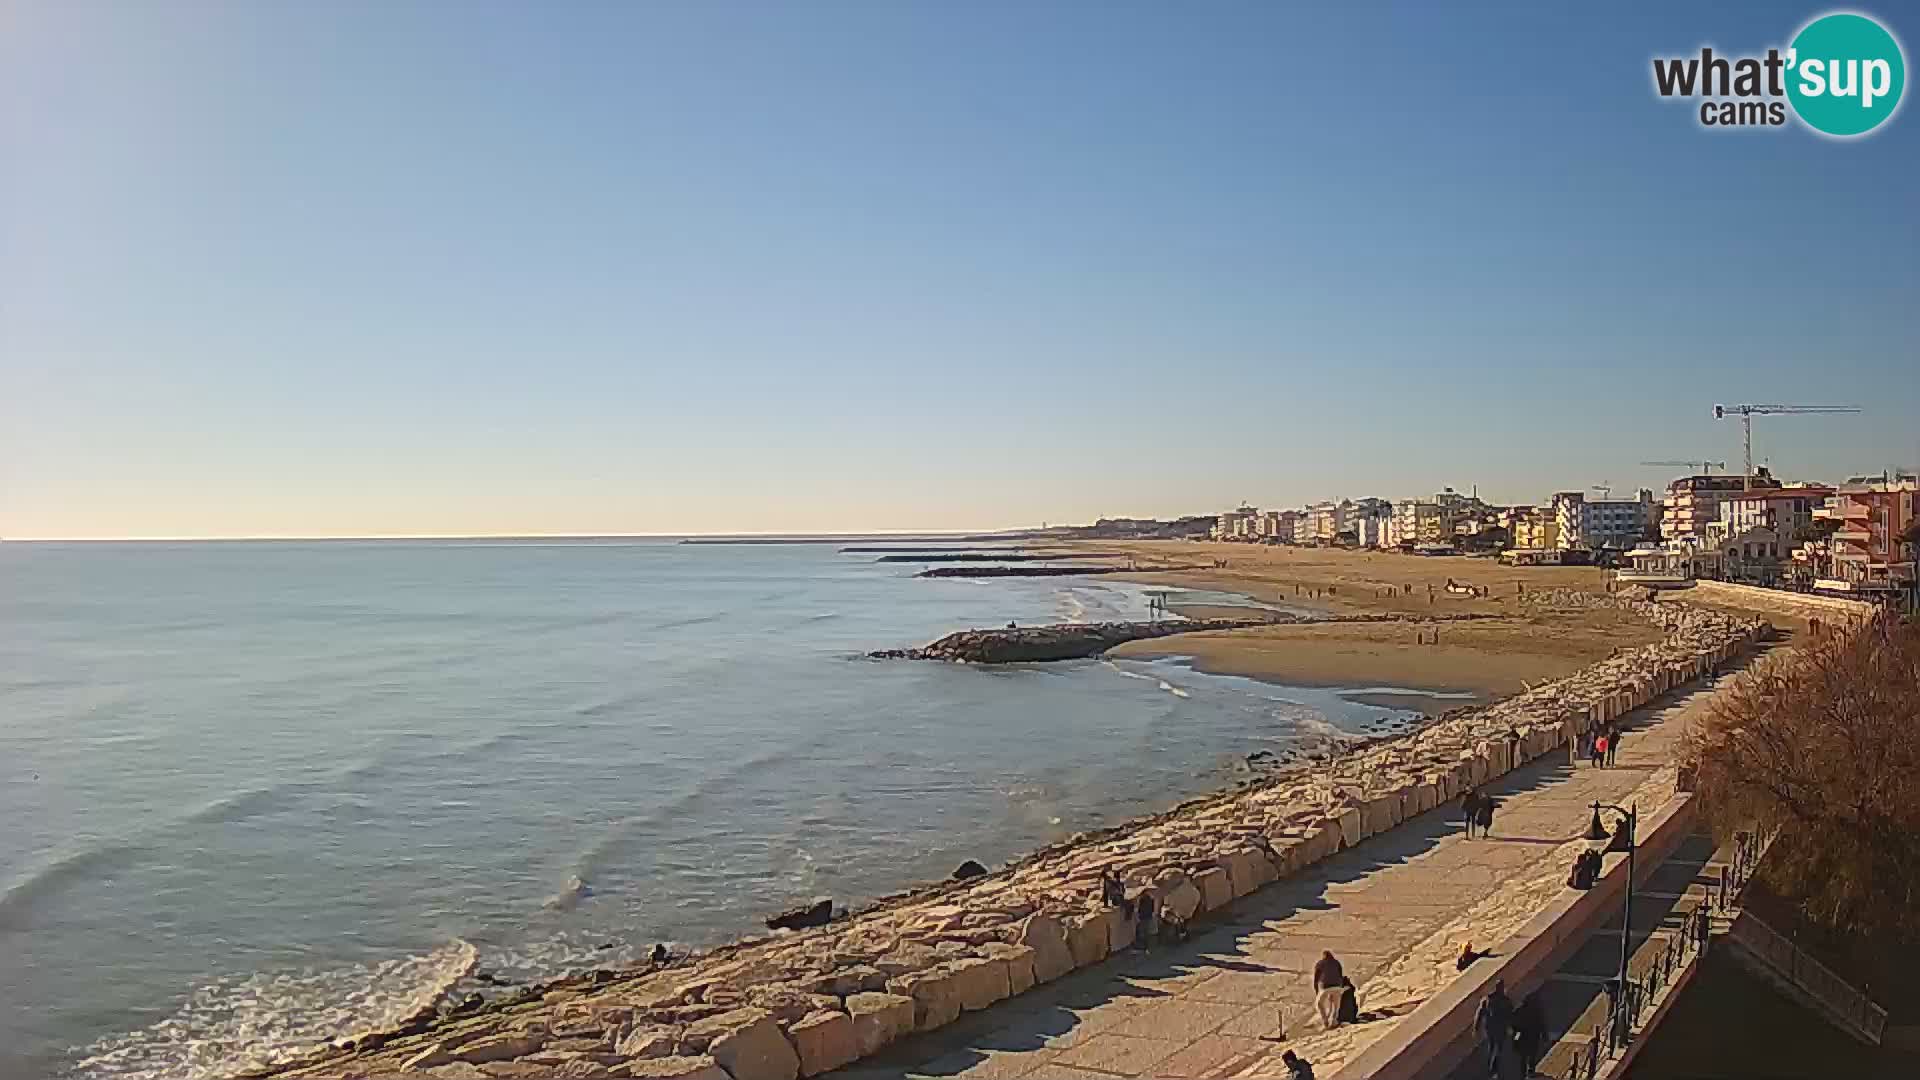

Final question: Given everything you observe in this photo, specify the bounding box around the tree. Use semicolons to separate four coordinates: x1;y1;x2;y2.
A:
1683;615;1920;939
1790;516;1840;548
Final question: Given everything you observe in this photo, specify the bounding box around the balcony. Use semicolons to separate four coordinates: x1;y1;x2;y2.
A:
1832;527;1872;543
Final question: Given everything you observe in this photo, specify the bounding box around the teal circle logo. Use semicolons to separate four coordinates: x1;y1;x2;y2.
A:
1786;12;1906;136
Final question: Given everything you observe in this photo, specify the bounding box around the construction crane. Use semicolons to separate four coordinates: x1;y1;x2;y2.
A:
1714;404;1862;489
1641;459;1726;475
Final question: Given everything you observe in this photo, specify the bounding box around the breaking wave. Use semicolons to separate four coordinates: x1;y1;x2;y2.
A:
69;939;478;1080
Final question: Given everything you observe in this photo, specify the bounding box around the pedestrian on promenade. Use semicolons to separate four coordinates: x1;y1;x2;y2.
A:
1335;975;1360;1026
1592;733;1609;768
1281;1050;1316;1080
1506;727;1522;769
1133;893;1157;952
1100;869;1127;913
1476;795;1497;838
1461;789;1483;837
1513;988;1546;1076
1312;950;1345;992
1476;979;1514;1080
1606;726;1623;767
1316;982;1346;1030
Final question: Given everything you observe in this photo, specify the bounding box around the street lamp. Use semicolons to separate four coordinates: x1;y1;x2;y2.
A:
1588;802;1638;1045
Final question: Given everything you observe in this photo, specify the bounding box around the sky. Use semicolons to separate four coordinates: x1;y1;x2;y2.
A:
2;1;1917;539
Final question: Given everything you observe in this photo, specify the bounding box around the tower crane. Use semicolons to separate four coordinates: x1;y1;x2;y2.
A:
1641;460;1726;475
1713;405;1862;489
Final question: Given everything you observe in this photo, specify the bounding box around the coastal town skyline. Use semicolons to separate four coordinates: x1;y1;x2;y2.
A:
5;1;1918;539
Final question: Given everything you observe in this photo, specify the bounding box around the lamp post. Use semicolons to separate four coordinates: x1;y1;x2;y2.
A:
1587;801;1638;1045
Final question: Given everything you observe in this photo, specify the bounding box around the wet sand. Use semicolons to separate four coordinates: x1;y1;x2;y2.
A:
1095;543;1663;698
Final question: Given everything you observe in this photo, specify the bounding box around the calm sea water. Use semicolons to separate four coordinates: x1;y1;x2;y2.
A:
0;540;1436;1078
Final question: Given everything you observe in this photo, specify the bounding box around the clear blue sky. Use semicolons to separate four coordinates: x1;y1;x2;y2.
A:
3;1;1916;538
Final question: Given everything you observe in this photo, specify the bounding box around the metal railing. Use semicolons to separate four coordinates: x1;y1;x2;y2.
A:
1561;904;1713;1080
1715;829;1762;910
1726;913;1888;1044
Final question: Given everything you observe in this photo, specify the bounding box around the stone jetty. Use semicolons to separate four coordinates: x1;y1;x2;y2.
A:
913;564;1157;578
874;553;1123;563
268;593;1767;1080
868;612;1495;664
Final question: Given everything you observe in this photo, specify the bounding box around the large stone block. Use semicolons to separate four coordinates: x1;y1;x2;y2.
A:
1335;808;1362;849
1017;914;1075;984
619;1056;732;1080
1193;867;1233;912
786;1010;858;1077
1361;794;1398;837
1160;878;1202;922
945;955;1011;1012
1101;904;1137;955
1224;846;1276;896
982;942;1037;996
615;1026;679;1059
844;992;915;1057
885;967;962;1032
1064;911;1110;969
703;1009;800;1080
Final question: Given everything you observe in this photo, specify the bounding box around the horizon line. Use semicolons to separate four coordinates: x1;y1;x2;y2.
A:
0;527;1046;543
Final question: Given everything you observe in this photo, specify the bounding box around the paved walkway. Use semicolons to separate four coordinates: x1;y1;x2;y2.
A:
827;666;1750;1080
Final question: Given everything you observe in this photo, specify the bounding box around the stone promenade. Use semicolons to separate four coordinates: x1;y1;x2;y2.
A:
828;670;1740;1079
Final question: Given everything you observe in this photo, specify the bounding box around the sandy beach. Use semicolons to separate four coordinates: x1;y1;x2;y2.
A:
1079;541;1663;699
1112;608;1663;700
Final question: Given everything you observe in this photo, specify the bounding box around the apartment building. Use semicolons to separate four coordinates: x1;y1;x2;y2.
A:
1712;485;1833;538
1551;489;1656;550
1510;507;1560;551
1392;500;1446;545
1662;468;1781;543
1258;509;1299;540
1211;505;1259;541
1808;476;1919;598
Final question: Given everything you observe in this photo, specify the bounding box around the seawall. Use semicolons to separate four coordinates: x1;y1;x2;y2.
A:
1685;579;1880;625
270;591;1767;1080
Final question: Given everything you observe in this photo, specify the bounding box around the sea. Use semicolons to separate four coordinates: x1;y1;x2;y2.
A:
0;539;1446;1079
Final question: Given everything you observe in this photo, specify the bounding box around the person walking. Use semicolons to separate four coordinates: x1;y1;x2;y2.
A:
1312;950;1345;993
1591;732;1609;769
1461;789;1483;837
1476;980;1514;1080
1513;988;1546;1077
1476;794;1497;839
1132;893;1157;952
1606;726;1623;767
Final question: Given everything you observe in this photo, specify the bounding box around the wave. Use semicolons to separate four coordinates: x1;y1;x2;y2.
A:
180;786;297;827
0;841;146;932
564;728;838;887
68;939;478;1080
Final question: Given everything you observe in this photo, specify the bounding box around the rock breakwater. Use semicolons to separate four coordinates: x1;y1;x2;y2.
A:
869;612;1497;664
268;594;1765;1080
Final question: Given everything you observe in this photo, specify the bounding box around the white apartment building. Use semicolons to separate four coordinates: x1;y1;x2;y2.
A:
1551;489;1656;550
1662;468;1780;544
1712;486;1833;539
1211;505;1259;541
